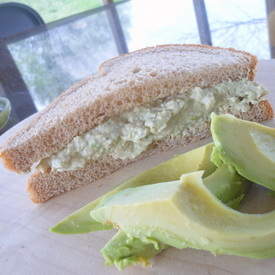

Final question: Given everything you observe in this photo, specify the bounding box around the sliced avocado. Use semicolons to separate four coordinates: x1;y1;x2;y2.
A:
51;144;216;234
211;113;275;191
203;164;248;207
92;171;275;259
101;165;248;269
101;230;168;270
91;177;195;249
226;193;245;209
210;145;224;167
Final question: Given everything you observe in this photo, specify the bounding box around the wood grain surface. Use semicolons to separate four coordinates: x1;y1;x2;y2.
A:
1;60;275;275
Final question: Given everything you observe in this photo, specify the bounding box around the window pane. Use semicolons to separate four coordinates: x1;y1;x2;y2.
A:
117;0;200;51
0;0;106;23
7;11;118;110
205;0;269;58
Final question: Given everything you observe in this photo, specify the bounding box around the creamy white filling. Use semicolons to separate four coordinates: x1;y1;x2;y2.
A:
39;80;267;172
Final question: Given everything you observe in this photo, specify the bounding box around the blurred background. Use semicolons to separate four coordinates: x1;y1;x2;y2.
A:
0;0;274;132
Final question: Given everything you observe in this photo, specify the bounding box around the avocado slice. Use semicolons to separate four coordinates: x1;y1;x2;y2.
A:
92;171;275;259
203;164;247;207
50;143;216;234
101;165;248;269
211;113;275;191
101;230;168;270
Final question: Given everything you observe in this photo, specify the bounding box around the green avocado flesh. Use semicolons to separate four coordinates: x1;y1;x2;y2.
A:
203;164;247;207
101;230;168;270
92;171;275;259
100;165;247;269
211;113;275;191
50;143;216;234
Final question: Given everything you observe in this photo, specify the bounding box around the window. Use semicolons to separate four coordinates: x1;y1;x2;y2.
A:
0;0;120;23
205;0;269;58
117;0;200;51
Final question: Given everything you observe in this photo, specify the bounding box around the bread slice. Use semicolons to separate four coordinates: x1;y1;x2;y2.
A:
27;100;273;203
0;44;257;173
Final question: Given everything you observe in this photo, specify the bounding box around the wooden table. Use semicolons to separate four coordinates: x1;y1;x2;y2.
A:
1;60;275;275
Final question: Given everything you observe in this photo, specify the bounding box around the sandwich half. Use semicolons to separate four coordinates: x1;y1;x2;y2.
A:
0;44;273;203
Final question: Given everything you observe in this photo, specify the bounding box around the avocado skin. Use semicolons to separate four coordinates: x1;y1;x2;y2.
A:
101;165;248;269
50;144;216;234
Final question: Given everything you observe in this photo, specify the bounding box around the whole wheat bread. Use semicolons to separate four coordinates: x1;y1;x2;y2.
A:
0;44;258;173
28;100;272;203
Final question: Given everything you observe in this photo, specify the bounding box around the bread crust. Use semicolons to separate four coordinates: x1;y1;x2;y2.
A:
99;44;258;80
0;44;258;173
27;100;273;203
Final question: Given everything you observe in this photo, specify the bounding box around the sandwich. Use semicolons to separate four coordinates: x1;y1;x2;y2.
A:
0;44;273;203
